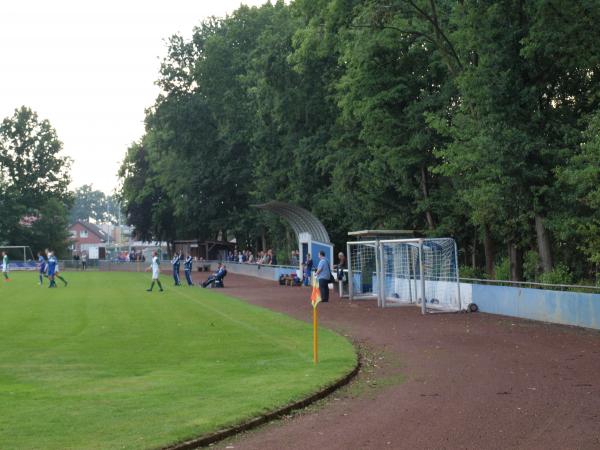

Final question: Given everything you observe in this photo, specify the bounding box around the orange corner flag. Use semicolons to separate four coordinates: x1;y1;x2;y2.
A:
310;276;321;308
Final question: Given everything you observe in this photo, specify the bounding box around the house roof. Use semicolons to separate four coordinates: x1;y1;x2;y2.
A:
72;221;108;241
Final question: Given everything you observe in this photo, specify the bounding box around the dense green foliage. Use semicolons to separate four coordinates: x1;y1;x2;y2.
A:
69;184;120;224
0;106;72;256
0;271;356;450
119;0;600;283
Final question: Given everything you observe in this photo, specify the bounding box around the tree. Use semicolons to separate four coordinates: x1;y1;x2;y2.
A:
69;185;117;224
0;106;71;205
0;106;72;255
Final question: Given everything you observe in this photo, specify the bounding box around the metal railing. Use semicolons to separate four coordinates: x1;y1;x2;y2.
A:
460;277;600;293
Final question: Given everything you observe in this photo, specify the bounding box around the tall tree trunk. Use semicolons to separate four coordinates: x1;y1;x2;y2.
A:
483;224;495;278
420;166;435;230
471;231;477;270
535;214;553;273
261;233;267;252
508;241;523;281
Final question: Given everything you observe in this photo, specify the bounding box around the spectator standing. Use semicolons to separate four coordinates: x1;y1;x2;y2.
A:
315;250;332;303
303;253;313;286
263;250;271;265
336;252;347;283
290;251;298;266
81;253;87;270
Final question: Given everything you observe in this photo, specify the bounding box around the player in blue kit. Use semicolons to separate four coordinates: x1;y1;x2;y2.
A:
47;251;68;288
183;253;193;286
47;252;57;287
171;252;181;286
37;251;47;285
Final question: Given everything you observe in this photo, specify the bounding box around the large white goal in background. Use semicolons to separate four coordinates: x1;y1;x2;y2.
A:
347;241;380;304
348;238;462;313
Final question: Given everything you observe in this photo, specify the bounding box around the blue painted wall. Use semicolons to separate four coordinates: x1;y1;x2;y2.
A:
473;284;600;330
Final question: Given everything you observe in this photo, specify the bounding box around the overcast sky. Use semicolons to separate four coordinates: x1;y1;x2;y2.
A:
0;0;267;194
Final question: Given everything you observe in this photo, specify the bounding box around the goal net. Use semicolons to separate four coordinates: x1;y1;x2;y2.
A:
0;246;36;270
380;240;419;307
380;238;462;312
347;241;380;303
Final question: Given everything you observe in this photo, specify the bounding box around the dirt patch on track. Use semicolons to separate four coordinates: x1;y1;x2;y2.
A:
193;272;600;450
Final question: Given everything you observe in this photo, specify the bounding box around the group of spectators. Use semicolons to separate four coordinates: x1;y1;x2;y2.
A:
127;250;146;262
72;252;88;270
226;248;279;265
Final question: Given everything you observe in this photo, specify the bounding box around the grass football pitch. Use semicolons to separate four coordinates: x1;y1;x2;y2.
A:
0;271;356;450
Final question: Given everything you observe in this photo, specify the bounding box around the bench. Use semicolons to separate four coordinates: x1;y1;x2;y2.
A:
279;274;301;287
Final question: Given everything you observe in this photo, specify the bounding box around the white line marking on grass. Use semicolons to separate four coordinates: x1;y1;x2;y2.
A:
169;288;313;363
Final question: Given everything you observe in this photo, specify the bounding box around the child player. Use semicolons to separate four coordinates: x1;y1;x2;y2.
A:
146;251;164;292
2;251;10;281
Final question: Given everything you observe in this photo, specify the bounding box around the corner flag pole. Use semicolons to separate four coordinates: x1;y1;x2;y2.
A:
310;275;321;364
313;304;318;364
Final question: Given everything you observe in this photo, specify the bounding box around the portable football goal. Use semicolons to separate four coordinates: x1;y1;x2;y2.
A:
347;238;462;313
347;241;381;305
0;245;34;262
0;245;36;270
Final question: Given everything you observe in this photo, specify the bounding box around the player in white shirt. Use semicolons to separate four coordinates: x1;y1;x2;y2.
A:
146;251;164;292
2;251;10;281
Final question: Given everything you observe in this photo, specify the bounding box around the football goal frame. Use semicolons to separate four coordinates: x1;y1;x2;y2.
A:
379;238;462;313
347;237;463;313
0;245;34;262
347;241;381;305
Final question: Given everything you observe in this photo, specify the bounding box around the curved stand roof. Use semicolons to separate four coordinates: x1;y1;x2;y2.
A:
253;201;331;243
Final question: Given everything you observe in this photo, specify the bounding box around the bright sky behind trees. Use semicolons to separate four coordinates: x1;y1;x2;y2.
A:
0;0;266;193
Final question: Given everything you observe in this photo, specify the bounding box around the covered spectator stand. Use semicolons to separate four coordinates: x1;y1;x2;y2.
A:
252;201;333;273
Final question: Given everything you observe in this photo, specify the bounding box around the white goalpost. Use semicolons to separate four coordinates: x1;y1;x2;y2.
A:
379;238;462;312
347;236;463;313
347;241;380;305
0;246;34;261
0;246;36;270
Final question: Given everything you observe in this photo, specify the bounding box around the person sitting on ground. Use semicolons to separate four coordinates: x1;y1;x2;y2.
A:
201;263;227;288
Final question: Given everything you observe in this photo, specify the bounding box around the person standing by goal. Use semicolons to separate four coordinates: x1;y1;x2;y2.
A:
2;251;10;282
146;251;164;292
